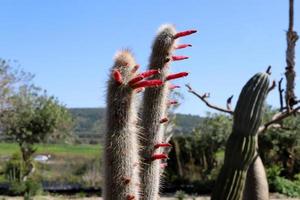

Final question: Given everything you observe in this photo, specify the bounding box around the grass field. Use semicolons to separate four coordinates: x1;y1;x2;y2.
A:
0;143;102;157
0;143;103;187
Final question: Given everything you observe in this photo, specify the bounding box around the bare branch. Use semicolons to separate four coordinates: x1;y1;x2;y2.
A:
258;106;300;134
279;78;285;111
266;65;272;75
186;84;234;115
226;95;234;111
268;80;276;93
289;0;294;32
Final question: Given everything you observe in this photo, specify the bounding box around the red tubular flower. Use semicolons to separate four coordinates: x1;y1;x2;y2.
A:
169;84;180;90
172;55;189;61
135;87;145;93
151;153;168;161
126;195;135;200
166;72;189;81
159;117;169;123
128;75;144;86
174;30;197;39
140;69;160;78
160;163;168;168
131;64;140;73
113;69;123;85
175;44;192;49
168;100;178;105
154;143;172;149
131;80;163;89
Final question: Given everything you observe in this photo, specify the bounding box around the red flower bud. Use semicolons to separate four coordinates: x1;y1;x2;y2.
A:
174;30;197;39
140;69;159;78
151;153;168;161
172;55;189;61
166;72;189;81
159;117;169;123
175;44;192;49
169;84;180;90
154;143;172;149
131;80;163;89
131;64;140;74
128;75;144;85
113;69;122;85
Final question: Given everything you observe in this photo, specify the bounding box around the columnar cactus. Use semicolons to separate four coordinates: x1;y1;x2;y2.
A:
243;155;269;200
104;50;163;200
139;25;196;200
211;72;270;200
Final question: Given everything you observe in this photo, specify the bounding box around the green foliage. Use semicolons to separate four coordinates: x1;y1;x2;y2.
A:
166;113;231;186
68;108;203;141
4;152;23;182
166;105;300;196
9;178;42;198
0;143;101;157
0;86;74;145
23;178;43;199
9;181;26;195
267;165;300;197
271;176;300;197
259;106;300;178
175;190;187;200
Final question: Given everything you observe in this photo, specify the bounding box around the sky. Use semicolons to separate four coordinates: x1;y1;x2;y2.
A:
0;0;299;116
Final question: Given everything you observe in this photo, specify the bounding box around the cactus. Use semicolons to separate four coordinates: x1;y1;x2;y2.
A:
243;155;269;200
211;72;270;200
139;24;196;200
104;50;163;200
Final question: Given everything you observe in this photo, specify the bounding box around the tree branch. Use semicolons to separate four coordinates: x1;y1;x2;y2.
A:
279;78;285;111
185;84;234;115
226;95;234;111
258;106;300;134
268;80;276;93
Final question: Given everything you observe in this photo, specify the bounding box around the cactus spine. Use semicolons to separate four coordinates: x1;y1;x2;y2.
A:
140;24;195;200
243;155;269;200
211;72;270;200
104;50;140;200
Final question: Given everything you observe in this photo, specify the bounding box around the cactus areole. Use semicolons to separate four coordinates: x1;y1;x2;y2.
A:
211;72;270;200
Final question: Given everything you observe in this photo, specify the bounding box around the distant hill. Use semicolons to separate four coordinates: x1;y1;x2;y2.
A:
69;108;203;137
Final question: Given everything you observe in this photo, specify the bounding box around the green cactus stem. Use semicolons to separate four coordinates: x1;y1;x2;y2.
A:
211;72;270;200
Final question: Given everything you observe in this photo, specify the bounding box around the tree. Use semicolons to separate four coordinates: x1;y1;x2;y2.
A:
0;59;33;112
0;85;73;180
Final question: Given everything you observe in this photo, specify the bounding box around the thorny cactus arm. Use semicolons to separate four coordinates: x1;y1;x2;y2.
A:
243;155;269;200
211;72;270;200
104;50;162;200
140;24;196;200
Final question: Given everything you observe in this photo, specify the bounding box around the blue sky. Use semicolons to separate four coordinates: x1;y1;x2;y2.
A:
0;0;299;115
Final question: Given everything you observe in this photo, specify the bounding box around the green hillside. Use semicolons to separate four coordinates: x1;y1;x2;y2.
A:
69;108;203;137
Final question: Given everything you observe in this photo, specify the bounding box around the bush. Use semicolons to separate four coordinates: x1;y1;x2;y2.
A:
176;190;187;200
24;178;43;199
267;165;300;197
4;153;23;182
9;178;42;199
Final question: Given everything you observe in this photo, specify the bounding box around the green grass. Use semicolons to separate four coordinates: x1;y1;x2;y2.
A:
0;143;102;157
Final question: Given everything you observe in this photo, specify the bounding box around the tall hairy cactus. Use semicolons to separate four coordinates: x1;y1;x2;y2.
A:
104;50;163;200
211;72;270;200
139;24;196;200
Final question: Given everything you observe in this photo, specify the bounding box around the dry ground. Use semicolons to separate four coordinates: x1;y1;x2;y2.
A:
0;194;299;200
